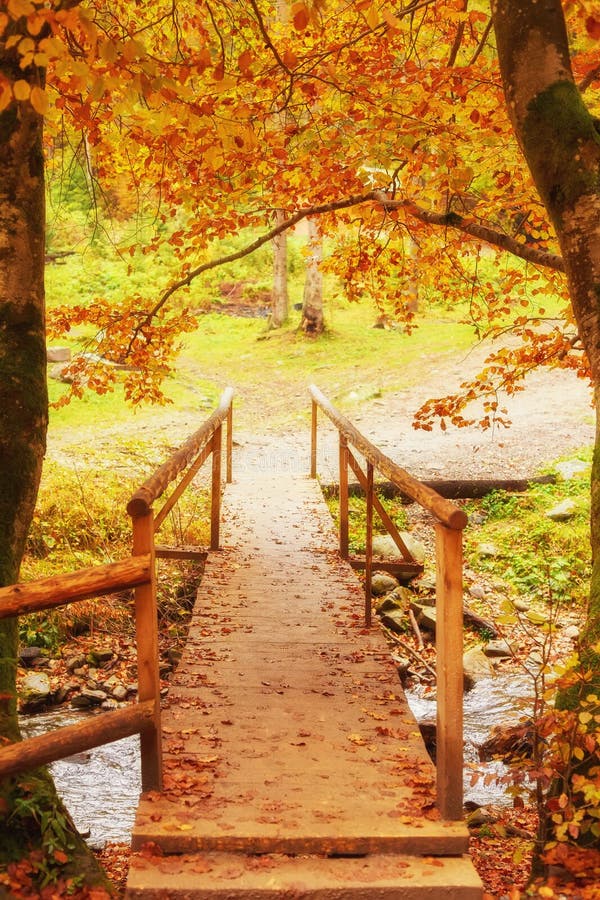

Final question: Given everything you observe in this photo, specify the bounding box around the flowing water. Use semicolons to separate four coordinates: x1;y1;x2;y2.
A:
20;710;141;849
20;674;533;847
407;673;534;807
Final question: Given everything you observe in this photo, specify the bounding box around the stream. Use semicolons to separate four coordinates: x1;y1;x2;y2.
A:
20;674;533;848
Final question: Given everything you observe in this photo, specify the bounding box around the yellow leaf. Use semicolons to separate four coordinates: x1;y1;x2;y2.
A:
13;79;30;101
33;52;48;67
538;889;554;898
29;85;48;115
0;82;12;112
0;13;8;34
364;4;379;28
579;711;593;725
178;823;193;831
8;0;34;19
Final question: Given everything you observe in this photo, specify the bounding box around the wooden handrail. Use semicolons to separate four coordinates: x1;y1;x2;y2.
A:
2;391;236;794
0;555;151;619
309;384;467;530
0;701;156;779
127;387;234;518
309;384;465;821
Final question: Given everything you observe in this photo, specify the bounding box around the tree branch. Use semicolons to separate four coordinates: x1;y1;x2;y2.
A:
132;190;565;344
373;193;565;272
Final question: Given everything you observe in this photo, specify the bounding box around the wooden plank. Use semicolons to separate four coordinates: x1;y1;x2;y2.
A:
348;557;422;579
339;435;349;558
346;451;416;563
226;404;233;484
153;442;213;532
0;701;155;779
310;399;317;478
132;512;163;791
365;460;373;627
155;545;208;561
309;385;467;530
127;387;233;518
210;425;222;551
435;523;464;820
0;555;151;619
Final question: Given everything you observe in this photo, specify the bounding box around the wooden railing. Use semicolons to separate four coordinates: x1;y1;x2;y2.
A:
310;384;467;821
0;387;234;793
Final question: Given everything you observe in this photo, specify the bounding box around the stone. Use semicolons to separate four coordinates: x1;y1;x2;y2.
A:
463;647;494;690
414;574;436;592
372;535;399;558
101;699;119;711
468;583;486;600
71;693;93;709
371;532;426;564
466;806;497;828
399;532;427;564
55;681;79;704
371;571;399;596
546;499;577;521
47;346;71;363
380;609;406;633
375;586;411;614
413;604;436;632
20;672;51;711
66;655;86;673
19;646;42;667
111;684;128;702
483;639;513;659
80;688;107;705
167;648;182;667
476;542;499;558
563;624;580;640
512;598;530;613
555;459;589;480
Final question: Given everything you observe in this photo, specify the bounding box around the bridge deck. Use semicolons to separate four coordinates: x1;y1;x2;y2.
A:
127;469;482;897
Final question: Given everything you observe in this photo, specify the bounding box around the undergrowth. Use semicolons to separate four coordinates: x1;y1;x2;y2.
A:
464;450;592;610
19;457;211;650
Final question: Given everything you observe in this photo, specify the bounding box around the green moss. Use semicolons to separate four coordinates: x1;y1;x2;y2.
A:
523;80;600;218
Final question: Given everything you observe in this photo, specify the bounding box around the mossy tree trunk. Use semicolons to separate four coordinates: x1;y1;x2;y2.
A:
492;0;600;679
0;26;109;891
492;0;600;855
0;32;48;749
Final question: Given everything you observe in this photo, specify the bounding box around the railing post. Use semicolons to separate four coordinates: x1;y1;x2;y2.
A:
132;511;162;792
211;423;223;550
339;434;349;559
310;400;317;478
435;522;464;820
365;461;374;627
226;402;233;484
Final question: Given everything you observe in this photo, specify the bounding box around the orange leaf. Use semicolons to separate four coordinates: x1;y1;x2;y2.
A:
30;85;48;115
292;1;309;30
586;16;600;40
13;79;30;101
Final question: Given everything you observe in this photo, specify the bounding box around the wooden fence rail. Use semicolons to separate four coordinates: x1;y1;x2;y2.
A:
0;388;234;794
309;384;466;821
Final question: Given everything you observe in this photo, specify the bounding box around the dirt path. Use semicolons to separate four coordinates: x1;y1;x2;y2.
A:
47;337;594;481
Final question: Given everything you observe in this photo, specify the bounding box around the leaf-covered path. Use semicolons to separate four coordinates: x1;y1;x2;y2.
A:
126;464;482;897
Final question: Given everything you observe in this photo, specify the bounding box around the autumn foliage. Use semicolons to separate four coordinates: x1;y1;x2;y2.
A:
1;0;597;416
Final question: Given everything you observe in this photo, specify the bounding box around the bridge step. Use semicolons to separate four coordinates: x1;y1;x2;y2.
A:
126;850;483;898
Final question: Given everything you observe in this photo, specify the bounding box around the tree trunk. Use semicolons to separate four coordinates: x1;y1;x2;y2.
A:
0;39;109;890
301;218;324;334
271;209;288;327
492;0;600;685
492;0;600;862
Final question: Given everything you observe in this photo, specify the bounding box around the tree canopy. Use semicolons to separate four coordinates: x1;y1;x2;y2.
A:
3;0;595;414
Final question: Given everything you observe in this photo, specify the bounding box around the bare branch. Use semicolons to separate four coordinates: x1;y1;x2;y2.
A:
128;190;565;351
374;193;565;272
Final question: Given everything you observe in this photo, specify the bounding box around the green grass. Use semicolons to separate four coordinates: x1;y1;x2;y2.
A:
464;449;592;609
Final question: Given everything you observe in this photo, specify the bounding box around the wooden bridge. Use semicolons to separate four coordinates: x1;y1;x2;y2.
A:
0;388;483;898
